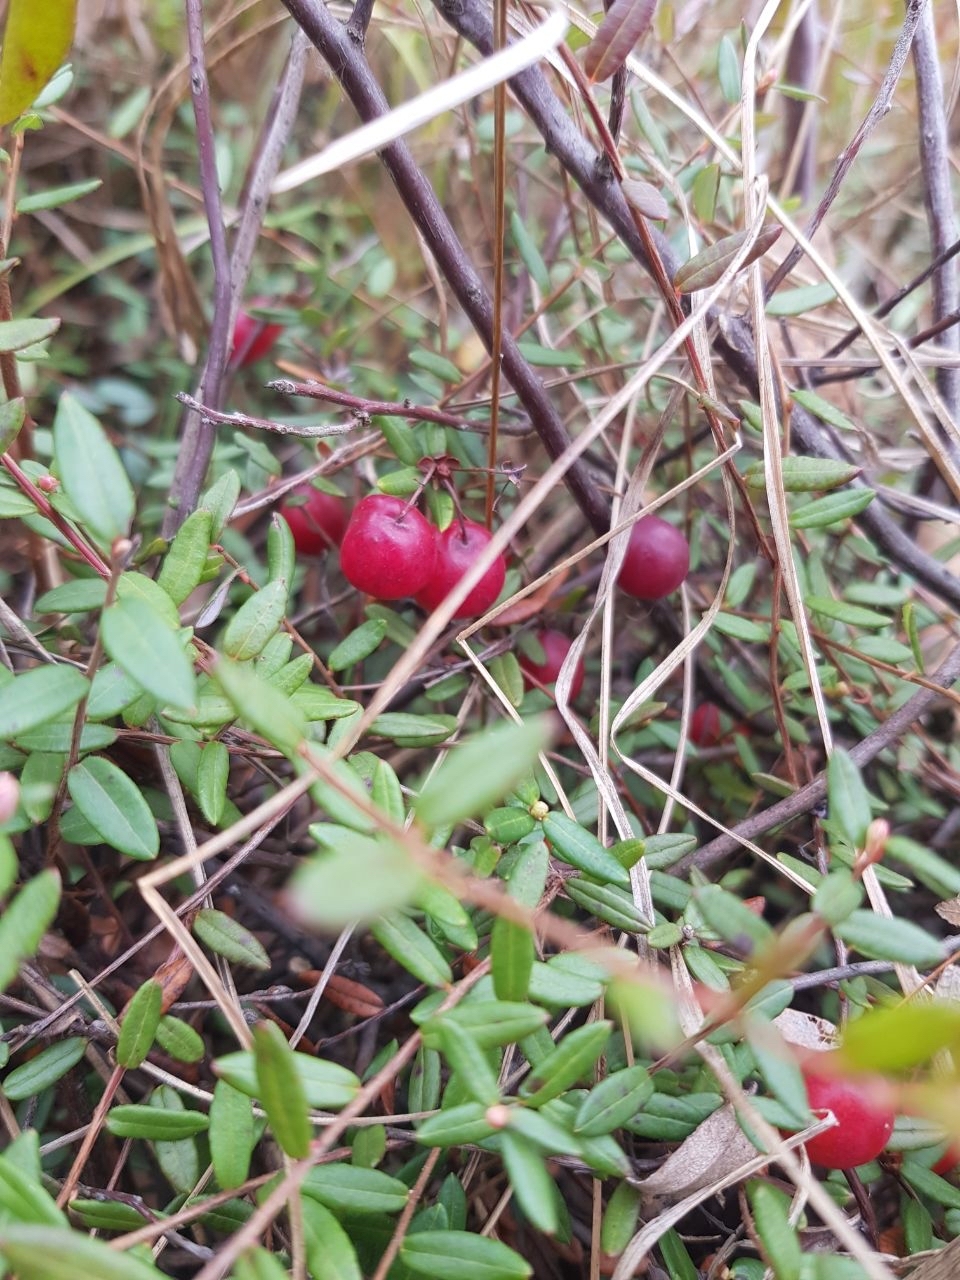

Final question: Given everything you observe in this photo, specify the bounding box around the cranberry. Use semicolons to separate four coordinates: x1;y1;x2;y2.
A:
618;514;690;600
339;495;437;600
792;1064;894;1169
230;299;284;367
414;519;506;619
690;701;722;746
279;485;348;556
933;1145;960;1177
520;630;585;701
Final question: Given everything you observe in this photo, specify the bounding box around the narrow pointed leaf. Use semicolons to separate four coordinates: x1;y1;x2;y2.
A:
252;1021;311;1158
53;392;134;544
674;224;782;293
194;908;270;970
584;0;657;82
117;979;162;1068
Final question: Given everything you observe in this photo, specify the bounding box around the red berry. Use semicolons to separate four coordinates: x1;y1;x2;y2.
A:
279;485;348;556
230;300;284;367
933;1145;960;1176
690;702;722;747
618;514;690;600
520;630;585;701
414;519;506;619
792;1065;894;1169
339;495;437;600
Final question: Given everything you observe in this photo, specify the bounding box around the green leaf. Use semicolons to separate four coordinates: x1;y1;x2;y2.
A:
116;979;162;1069
812;869;863;926
0;316;59;353
101;597;196;712
695;884;774;950
17;177;101;214
420;1001;549;1050
53;392;134;544
510;209;549;290
194;908;270;969
222;580;288;661
410;349;462;383
659;1227;700;1280
302;1162;410;1215
0;663;88;739
233;1249;292;1280
150;1084;199;1192
745;1025;809;1128
106;1104;210;1140
765;282;837;316
301;1197;362;1280
791;389;857;432
747;1181;802;1280
0;1227;164;1280
0;869;60;993
528;953;607;1008
200;468;241;540
573;1064;653;1136
156;508;213;606
209;1079;255;1190
154;1015;204;1064
0;0;76;125
328;618;388;671
743;457;860;492
827;748;872;849
491;915;535;1002
836;1001;960;1073
711;612;770;642
543;813;631;887
1;1036;86;1100
416;716;552;830
67;756;160;860
401;1230;532;1280
68;1199;149;1231
835;910;945;968
807;594;892;629
116;569;181;628
371;913;453;987
521;1021;612;1106
564;877;651;932
501;1130;559;1233
35;577;108;614
416;1101;495;1147
716;33;740;102
197;739;229;826
371;711;458;748
292;831;422;928
601;1181;641;1254
436;1022;500;1106
213;657;305;756
215;1049;359;1111
252;1021;311;1158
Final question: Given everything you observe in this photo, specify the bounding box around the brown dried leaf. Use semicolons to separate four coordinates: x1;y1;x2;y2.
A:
493;565;570;626
295;969;385;1019
154;943;196;1013
635;1104;757;1201
774;1008;838;1053
936;895;960;927
584;0;658;83
673;224;782;293
621;177;670;221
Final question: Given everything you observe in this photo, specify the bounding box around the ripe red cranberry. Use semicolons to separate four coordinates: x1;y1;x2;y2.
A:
230;299;284;367
520;630;585;701
791;1065;894;1169
279;485;348;556
690;701;722;747
933;1145;960;1176
618;514;690;600
339;495;437;600
414;518;506;619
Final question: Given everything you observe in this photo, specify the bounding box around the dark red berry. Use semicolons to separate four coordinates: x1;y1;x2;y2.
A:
339;494;437;600
279;485;348;556
520;630;585;701
230;300;284;367
414;519;506;619
690;701;722;747
790;1065;894;1169
933;1145;960;1176
618;514;690;600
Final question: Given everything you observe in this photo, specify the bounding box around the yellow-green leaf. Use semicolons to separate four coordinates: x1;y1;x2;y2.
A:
0;2;77;127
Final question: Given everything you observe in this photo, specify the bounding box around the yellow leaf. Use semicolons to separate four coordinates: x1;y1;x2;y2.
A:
0;1;77;127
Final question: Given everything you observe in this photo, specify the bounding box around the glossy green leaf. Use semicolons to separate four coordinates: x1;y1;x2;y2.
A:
416;716;551;830
835;910;944;967
601;1180;641;1254
223;579;288;661
150;1084;199;1192
67;756;159;860
266;511;295;595
302;1162;410;1215
17;178;101;214
0;869;60;993
53;392;133;544
564;877;651;932
371;912;452;987
789;488;876;529
402;1231;531;1280
419;1000;549;1049
2;1036;85;1100
500;1130;559;1234
416;1101;495;1147
213;657;305;756
745;1024;808;1128
491;915;535;1002
521;1021;611;1106
0;664;88;740
253;1021;311;1158
437;1022;500;1106
215;1048;359;1111
747;1181;802;1280
195;739;229;826
743;457;860;492
807;596;890;629
232;1248;292;1280
301;1196;362;1280
210;1079;255;1190
812;869;863;925
106;1104;210;1140
200;468;240;539
194;908;270;970
68;1199;148;1231
101;597;195;712
35;578;108;614
0;1227;164;1280
573;1064;653;1136
157;508;213;606
542;813;630;887
328;618;388;672
826;748;872;849
0;316;59;353
695;884;774;950
154;1015;204;1064
116;979;162;1069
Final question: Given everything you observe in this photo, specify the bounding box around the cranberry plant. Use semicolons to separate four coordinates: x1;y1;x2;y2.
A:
2;4;960;1280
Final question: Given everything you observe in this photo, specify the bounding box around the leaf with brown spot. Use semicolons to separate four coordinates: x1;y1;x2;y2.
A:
0;1;77;127
673;224;782;293
584;0;657;84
